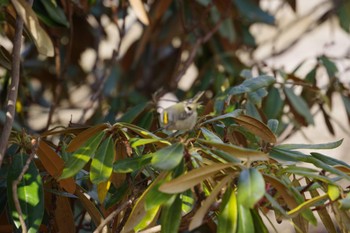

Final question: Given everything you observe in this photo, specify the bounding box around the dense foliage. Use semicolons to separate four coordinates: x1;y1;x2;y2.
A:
1;0;350;232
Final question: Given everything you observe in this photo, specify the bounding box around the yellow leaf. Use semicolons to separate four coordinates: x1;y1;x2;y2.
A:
11;0;54;57
98;180;111;203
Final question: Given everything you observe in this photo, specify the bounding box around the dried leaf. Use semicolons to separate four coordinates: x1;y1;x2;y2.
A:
129;0;150;25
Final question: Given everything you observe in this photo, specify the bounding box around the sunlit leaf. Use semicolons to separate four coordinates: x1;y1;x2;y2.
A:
287;194;328;218
113;154;152;173
60;131;105;179
97;180;111;203
218;187;238;233
328;184;340;201
130;138;170;148
159;163;232;193
11;0;54;56
7;154;44;233
160;194;182;233
237;203;254;233
90;136;115;184
198;139;268;161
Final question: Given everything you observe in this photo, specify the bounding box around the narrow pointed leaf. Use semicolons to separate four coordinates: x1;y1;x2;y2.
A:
37;140;76;193
201;109;243;124
160;195;182;233
129;0;150;25
113;155;152;173
237;168;265;209
218;188;238;233
151;143;184;170
237;203;254;233
130;138;170;148
90;136;115;184
233;115;277;143
66;123;109;152
277;139;343;150
7;154;44;233
190;175;232;230
60;131;105;179
284;87;314;125
201;127;223;143
159;163;232;193
198;139;268;161
287;194;328;218
11;0;54;56
228;75;275;95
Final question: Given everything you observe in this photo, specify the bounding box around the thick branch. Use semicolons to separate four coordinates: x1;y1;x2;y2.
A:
0;7;25;168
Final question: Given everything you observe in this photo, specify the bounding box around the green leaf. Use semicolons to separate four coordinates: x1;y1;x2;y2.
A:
130;138;170;148
263;87;284;119
237;168;265;209
310;152;350;169
90;136;115;184
339;194;350;210
218;188;238;233
284;87;314;125
237;203;255;233
233;0;275;25
113;155;152;173
228;75;275;96
201;127;223;143
251;209;269;233
145;182;173;211
60;131;105;179
276;139;343;150
319;56;338;78
160;195;182;233
328;184;340;201
151;143;184;170
270;148;308;162
36;0;69;27
337;1;350;33
7;154;44;233
267;119;279;134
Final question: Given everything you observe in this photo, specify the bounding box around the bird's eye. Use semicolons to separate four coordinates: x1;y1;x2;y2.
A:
186;106;192;111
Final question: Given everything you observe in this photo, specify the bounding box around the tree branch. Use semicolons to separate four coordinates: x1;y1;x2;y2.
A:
0;4;25;168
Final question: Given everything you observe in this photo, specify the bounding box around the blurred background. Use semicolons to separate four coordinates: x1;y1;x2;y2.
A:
1;0;350;232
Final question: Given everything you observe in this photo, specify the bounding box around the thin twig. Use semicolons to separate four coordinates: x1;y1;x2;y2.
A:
172;16;225;86
12;137;40;233
93;199;132;233
0;2;25;168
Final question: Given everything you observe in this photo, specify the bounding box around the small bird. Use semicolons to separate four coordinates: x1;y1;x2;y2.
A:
159;91;204;131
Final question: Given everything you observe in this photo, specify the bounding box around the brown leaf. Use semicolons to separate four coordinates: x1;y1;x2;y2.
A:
66;123;109;152
159;163;233;194
37;141;76;193
233;114;277;143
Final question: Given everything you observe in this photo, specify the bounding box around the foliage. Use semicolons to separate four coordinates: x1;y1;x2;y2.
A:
1;0;350;232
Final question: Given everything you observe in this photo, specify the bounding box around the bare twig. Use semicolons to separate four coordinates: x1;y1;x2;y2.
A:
0;3;25;168
12;137;40;233
93;199;132;233
172;16;225;87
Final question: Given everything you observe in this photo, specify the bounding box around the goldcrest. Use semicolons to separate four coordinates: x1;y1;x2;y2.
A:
159;91;204;131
